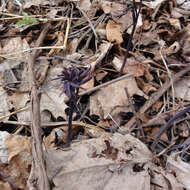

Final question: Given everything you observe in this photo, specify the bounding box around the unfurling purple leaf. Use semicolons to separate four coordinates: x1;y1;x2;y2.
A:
54;66;92;147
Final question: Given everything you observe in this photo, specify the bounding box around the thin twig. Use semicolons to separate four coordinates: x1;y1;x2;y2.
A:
0;45;65;58
0;106;29;121
123;65;190;132
1;120;104;130
119;0;142;75
160;50;175;110
76;14;105;51
27;23;51;190
151;104;190;150
63;18;70;48
0;13;78;21
76;6;98;39
79;73;133;96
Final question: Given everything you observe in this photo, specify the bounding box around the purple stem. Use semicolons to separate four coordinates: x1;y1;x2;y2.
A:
152;105;190;150
66;100;74;147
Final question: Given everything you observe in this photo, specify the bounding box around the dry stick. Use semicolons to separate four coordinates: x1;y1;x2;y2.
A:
1;120;105;136
76;6;98;39
76;14;105;51
151;104;190;150
123;65;190;132
79;73;134;96
0;106;29;121
0;45;65;58
119;0;142;75
27;23;51;190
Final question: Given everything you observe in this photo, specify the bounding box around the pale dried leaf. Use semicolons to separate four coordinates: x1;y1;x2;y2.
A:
44;133;152;190
23;0;50;8
143;0;166;9
89;41;112;71
41;65;68;119
1;37;29;62
98;0;124;14
112;56;145;77
168;18;181;30
167;153;190;189
80;77;94;91
5;134;31;162
78;0;91;12
151;164;183;190
106;20;123;44
0;181;12;190
0;131;9;163
4;134;32;189
7;92;30;122
172;78;190;101
90;77;147;119
0;87;10;119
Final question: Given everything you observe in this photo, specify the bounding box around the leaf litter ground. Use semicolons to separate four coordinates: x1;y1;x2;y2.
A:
1;0;190;189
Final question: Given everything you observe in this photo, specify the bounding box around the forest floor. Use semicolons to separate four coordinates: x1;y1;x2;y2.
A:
1;0;190;189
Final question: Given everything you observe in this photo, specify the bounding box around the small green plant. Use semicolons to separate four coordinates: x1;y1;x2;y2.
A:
16;12;37;26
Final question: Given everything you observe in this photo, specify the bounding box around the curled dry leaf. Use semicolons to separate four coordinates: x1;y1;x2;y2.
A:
80;76;94;92
136;78;156;95
5;134;31;162
89;41;112;71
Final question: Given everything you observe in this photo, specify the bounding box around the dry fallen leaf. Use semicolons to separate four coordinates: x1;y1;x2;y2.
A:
4;134;32;189
98;0;124;14
90;77;147;119
0;181;12;190
0;87;10;120
172;78;190;101
0;131;9;163
167;153;190;189
44;133;152;190
137;78;156;95
77;0;91;12
151;164;184;190
89;41;112;71
23;0;50;9
80;76;94;91
112;56;146;77
106;20;123;45
168;18;181;30
143;0;167;9
5;134;31;162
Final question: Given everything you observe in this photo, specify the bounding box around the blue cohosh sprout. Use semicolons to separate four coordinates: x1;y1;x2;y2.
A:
55;66;92;146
